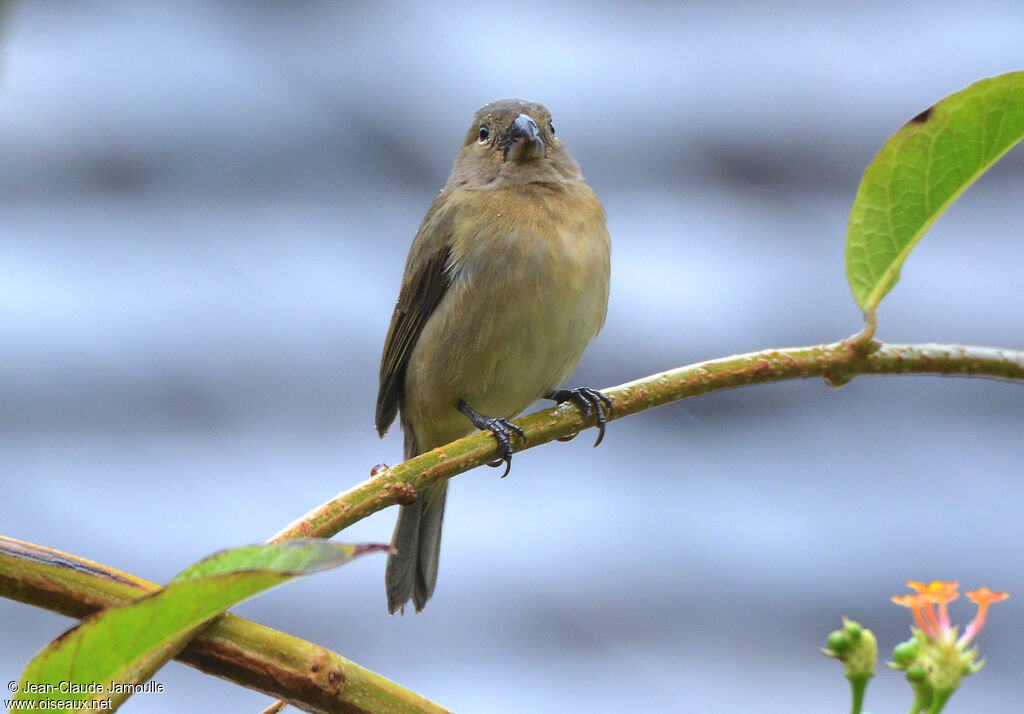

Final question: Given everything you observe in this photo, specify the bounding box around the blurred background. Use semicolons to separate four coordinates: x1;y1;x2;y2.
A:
2;1;1023;712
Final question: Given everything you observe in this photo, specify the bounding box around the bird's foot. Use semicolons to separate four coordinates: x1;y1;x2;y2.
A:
457;400;527;478
548;387;613;447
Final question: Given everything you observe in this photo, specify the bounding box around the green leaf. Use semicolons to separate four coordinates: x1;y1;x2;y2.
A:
169;540;384;582
13;540;388;711
845;71;1024;314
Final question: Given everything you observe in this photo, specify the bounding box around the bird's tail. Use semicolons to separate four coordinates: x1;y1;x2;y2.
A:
385;482;447;613
385;427;447;614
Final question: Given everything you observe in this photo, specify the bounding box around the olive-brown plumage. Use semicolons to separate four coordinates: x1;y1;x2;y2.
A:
377;99;611;613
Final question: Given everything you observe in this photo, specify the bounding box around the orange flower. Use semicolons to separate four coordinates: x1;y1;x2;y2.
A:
894;580;1008;648
891;580;1008;697
895;581;960;640
960;587;1009;646
891;593;932;636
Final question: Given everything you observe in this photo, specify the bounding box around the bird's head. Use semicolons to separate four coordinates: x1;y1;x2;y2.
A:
447;99;582;189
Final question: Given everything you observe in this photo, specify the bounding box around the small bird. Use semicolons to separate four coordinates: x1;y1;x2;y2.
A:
376;98;611;613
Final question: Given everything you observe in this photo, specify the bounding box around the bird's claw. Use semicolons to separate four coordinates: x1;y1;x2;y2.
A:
550;387;613;447
480;417;526;477
458;400;526;478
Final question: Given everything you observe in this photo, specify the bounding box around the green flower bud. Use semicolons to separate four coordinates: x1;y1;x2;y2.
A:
843;626;877;682
893;640;918;667
906;663;927;683
827;630;850;655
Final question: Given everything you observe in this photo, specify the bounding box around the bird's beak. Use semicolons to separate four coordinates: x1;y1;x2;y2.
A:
503;114;546;162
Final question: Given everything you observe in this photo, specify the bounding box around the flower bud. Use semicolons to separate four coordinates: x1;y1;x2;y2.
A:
826;630;850;655
892;640;918;668
823;618;876;684
905;663;927;683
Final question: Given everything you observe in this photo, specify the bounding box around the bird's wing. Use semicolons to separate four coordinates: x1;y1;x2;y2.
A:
375;196;455;436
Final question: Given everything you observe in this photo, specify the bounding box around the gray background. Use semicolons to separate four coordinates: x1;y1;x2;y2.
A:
2;1;1023;712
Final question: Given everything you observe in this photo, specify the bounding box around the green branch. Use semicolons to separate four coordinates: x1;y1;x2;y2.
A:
0;536;451;714
5;339;1022;711
271;339;1024;542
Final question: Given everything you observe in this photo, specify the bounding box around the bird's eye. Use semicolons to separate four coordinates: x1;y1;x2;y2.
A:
549;123;555;136
477;126;489;143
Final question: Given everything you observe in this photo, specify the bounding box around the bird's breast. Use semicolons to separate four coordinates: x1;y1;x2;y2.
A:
450;182;609;291
403;181;610;447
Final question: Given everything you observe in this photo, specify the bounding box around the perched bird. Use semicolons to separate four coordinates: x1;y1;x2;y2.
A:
376;98;611;614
